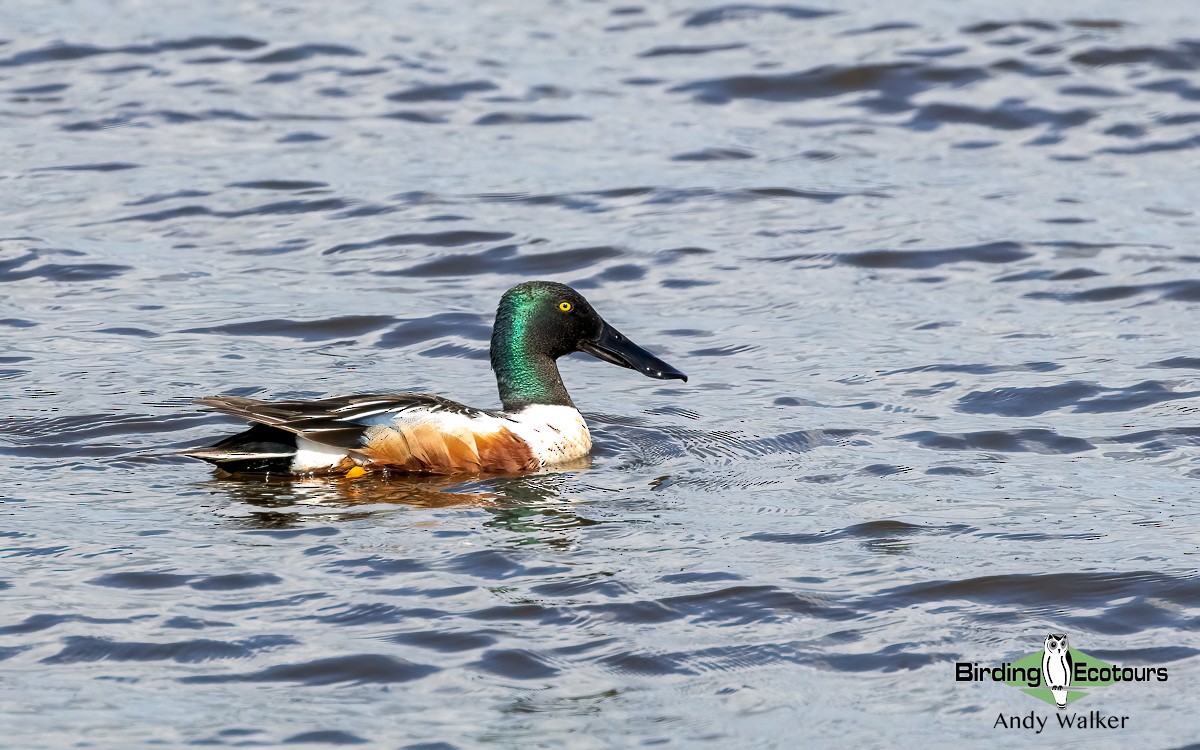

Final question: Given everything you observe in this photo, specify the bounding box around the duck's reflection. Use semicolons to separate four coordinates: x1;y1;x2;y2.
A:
203;459;599;544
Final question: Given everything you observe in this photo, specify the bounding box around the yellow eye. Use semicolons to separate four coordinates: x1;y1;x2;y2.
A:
558;301;573;312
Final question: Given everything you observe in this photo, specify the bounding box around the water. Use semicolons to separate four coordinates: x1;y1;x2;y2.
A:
1;0;1198;746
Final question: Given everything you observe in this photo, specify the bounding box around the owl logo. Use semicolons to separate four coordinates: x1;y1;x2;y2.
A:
1041;634;1072;709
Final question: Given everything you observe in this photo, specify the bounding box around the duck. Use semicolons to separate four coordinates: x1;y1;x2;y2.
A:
183;280;687;476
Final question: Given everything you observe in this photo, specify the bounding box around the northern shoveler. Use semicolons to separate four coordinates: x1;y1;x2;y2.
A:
184;280;687;476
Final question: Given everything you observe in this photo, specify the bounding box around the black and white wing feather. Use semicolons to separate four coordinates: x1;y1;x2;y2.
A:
194;393;490;449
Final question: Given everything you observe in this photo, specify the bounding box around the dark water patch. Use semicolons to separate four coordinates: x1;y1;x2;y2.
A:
600;650;685;676
976;531;1102;542
925;465;991;476
110;196;349;223
375;312;491;349
388;245;623;278
739;186;871;202
383;110;448;124
611;640;942;675
1071;43;1200;71
10;82;70;94
181;654;438;685
1;412;211;447
323;556;430;578
125;189;212;206
0;318;37;329
883;361;1061;376
988;58;1068;79
651;585;857;625
954;382;1096;416
599;422;848;463
467;603;574;626
901;429;1094;454
841;241;1030;270
660;278;718;289
164;616;234;630
87;573;279;590
1150;357;1200;370
1066;18;1128;29
0;255;130;283
673;61;987;106
682;5;838;27
189;573;283;591
804;642;947;673
109;205;215;223
474;113;589;125
995;267;1103;282
334;204;398;220
0;645;29;662
419;343;488;360
245;526;339;540
229;180;328;191
530;573;629;598
470;649;560;680
389;630;498;653
1138;78;1200;101
842;22;920;35
956;381;1200;416
907;102;1095;131
181;315;395;341
42;635;296;664
155;108;260;124
640;43;747;58
284;730;369;745
201;593;329;612
1102;427;1200;454
1076;382;1200;413
324;230;513;254
247;44;361;64
278;131;329;143
746;520;971;545
1099;134;1200;155
689;344;756;357
387;81;497;102
90;571;197;589
1084;647;1200;664
0;613;125;635
901;46;968;59
1060;85;1126;98
870;571;1200;623
962;20;1058;34
95;326;159;338
0;37;264;68
3;545;70;557
671;148;754;161
34;162;140;172
237;199;349;217
310;603;449;626
448;550;571;580
63;107;270;133
1152;111;1200;124
660;571;745;585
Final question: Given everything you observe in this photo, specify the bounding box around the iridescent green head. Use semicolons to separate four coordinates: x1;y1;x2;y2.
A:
489;281;687;411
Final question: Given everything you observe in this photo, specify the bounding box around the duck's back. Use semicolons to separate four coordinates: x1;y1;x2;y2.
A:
186;393;590;475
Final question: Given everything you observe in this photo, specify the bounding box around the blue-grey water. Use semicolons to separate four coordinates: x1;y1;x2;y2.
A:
2;0;1199;747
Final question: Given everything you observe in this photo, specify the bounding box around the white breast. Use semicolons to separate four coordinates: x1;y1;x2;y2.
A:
504;404;592;465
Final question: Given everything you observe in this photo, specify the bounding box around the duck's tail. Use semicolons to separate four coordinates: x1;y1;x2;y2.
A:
180;424;299;474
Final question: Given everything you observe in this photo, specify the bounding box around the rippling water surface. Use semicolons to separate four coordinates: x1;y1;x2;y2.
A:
2;0;1199;747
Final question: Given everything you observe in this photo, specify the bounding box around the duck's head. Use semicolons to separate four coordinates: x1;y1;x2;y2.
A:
491;281;686;409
